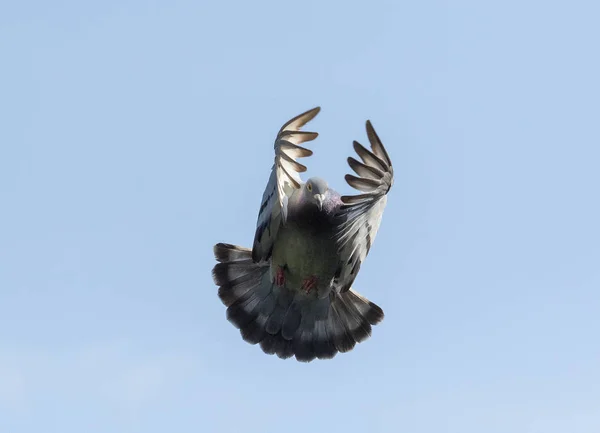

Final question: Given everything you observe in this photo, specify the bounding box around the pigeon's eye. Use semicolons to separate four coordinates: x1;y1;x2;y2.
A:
307;183;312;192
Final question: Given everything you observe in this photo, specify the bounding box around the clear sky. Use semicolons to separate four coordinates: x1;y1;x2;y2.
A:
1;1;599;432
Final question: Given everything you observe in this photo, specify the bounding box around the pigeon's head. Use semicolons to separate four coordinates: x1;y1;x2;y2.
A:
303;177;329;211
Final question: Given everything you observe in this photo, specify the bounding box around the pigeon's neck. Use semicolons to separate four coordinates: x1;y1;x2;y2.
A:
288;203;335;233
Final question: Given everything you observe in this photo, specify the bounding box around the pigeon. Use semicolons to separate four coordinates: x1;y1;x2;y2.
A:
212;107;394;362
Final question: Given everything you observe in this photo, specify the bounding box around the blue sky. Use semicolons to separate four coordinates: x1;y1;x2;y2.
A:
1;0;599;432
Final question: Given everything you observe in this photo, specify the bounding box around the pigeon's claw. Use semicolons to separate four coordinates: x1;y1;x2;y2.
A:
301;275;318;294
274;266;286;287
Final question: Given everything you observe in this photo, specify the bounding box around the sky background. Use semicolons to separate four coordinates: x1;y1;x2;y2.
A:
1;0;599;432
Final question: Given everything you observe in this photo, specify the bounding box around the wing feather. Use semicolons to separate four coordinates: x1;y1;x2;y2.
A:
252;107;321;262
333;121;393;292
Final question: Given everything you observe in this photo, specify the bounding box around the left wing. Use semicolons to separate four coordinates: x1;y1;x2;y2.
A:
333;120;394;292
252;107;321;263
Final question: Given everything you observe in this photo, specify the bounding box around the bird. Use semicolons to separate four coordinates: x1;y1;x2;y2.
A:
212;107;394;362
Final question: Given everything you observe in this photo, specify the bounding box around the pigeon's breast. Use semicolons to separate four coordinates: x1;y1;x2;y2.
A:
271;219;339;297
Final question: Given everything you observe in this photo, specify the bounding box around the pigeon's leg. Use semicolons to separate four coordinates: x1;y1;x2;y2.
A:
274;266;286;287
301;275;318;294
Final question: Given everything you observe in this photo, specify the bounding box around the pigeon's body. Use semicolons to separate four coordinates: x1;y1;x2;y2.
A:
212;107;394;362
271;185;342;300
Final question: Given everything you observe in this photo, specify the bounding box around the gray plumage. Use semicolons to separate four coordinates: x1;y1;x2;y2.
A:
212;107;394;362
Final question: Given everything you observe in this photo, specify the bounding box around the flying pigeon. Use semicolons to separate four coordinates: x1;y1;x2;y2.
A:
212;107;394;362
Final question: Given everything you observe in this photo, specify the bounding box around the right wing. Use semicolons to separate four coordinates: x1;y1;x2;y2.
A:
252;107;321;263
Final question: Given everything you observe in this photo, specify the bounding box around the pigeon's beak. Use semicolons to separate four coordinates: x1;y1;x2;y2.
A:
314;193;324;211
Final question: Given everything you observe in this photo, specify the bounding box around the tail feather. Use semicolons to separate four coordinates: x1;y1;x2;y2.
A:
240;315;268;345
214;243;253;262
212;243;384;362
329;302;357;353
335;295;373;344
216;271;263;307
345;290;384;325
312;318;337;359
260;334;294;359
265;286;294;335
213;245;265;307
293;327;317;362
226;290;262;329
281;302;302;340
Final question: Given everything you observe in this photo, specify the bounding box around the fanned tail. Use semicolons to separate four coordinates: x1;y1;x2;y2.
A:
212;243;384;362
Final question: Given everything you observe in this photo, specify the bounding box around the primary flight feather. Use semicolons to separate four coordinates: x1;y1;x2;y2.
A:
212;107;394;362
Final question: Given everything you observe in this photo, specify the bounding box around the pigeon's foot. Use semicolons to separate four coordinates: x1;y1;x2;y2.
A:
274;266;286;287
301;275;318;294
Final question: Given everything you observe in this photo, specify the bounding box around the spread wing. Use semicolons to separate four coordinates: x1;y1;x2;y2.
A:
333;120;394;292
252;107;321;263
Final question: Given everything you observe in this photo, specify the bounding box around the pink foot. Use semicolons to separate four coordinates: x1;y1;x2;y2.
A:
274;266;285;287
301;276;318;294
